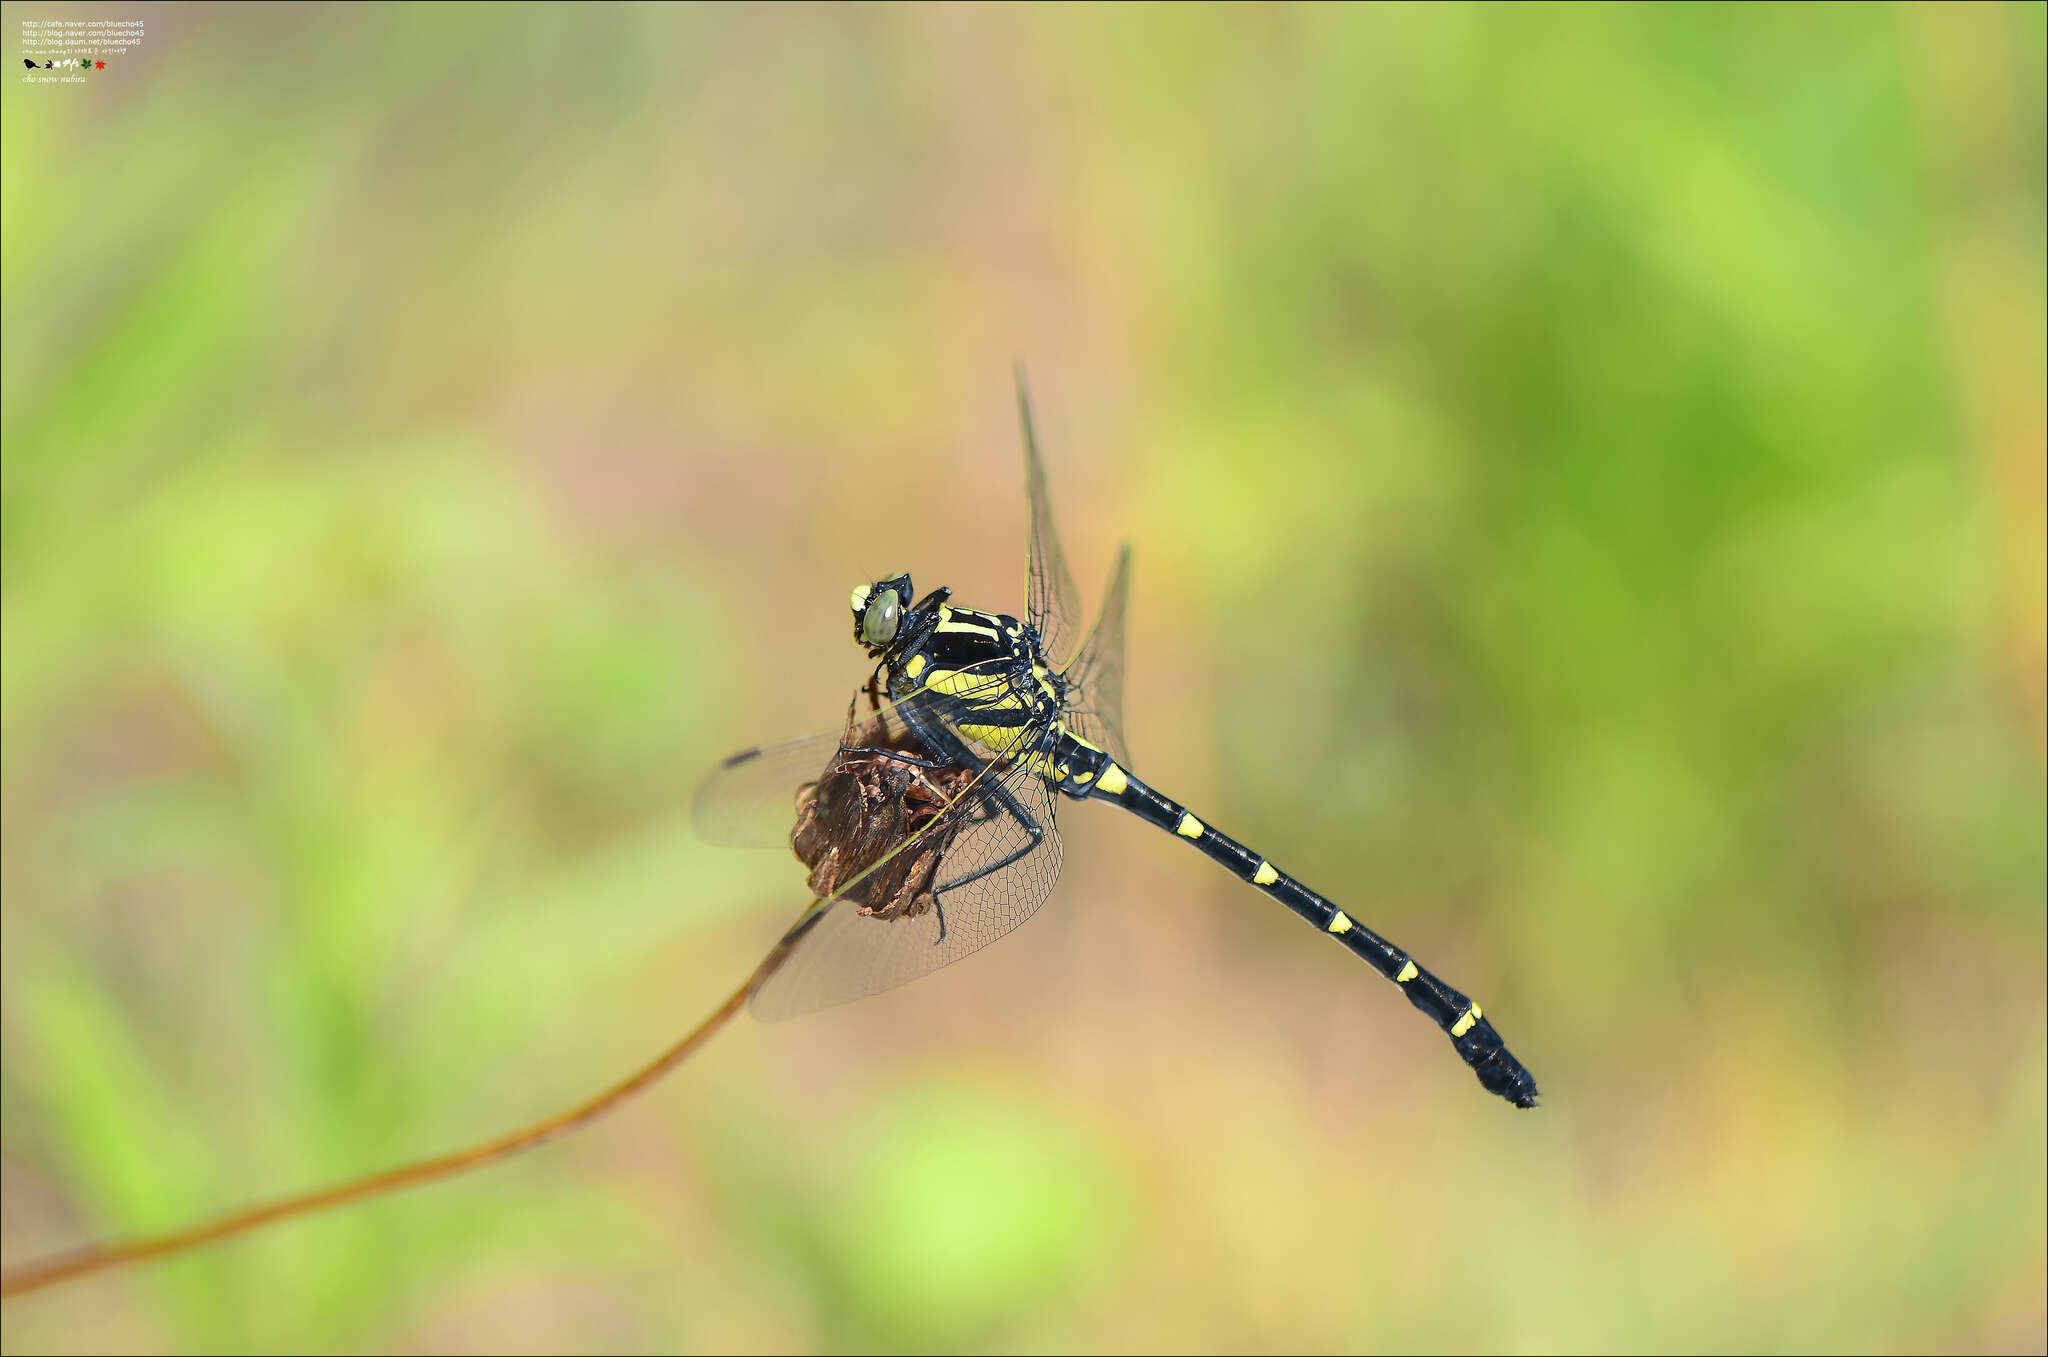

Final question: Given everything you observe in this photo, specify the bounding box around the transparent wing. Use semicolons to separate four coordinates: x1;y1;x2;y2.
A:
1017;367;1085;672
750;741;1063;1019
694;727;866;850
1060;542;1132;769
692;664;1012;849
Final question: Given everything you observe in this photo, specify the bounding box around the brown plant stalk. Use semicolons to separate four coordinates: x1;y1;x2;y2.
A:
0;972;758;1299
2;692;990;1301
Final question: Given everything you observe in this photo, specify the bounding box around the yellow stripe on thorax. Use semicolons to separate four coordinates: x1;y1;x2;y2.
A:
924;665;1030;754
956;722;1030;754
923;667;1015;704
935;604;1002;642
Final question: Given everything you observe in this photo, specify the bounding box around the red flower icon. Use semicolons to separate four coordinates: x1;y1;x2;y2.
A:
94;60;105;69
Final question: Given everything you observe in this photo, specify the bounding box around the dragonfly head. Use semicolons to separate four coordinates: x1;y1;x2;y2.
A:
849;573;915;653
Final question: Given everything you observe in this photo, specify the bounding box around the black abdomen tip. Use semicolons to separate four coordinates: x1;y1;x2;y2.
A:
1493;1067;1541;1109
1461;1021;1540;1109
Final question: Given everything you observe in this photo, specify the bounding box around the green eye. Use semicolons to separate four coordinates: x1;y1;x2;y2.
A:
861;595;901;646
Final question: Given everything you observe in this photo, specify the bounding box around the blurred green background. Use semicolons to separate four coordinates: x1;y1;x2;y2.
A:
3;3;2043;1352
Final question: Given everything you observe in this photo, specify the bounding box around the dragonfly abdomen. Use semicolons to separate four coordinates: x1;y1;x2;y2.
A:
1085;761;1540;1109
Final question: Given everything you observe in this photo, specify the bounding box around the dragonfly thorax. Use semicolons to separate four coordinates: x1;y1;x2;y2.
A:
868;589;1112;800
850;575;1068;721
887;597;1050;709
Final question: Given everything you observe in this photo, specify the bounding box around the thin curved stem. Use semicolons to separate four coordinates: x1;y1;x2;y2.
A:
1;971;758;1300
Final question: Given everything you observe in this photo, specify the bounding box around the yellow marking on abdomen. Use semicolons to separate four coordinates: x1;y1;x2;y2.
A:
1096;763;1129;797
1176;813;1205;839
1327;911;1354;934
1450;1005;1481;1038
1252;861;1279;886
1395;960;1418;983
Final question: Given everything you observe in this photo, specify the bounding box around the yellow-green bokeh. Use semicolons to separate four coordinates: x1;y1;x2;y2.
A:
3;3;2042;1352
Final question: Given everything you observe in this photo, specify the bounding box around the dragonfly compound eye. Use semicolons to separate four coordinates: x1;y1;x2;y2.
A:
860;593;901;647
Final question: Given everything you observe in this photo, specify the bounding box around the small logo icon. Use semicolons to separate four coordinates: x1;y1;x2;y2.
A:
24;54;109;74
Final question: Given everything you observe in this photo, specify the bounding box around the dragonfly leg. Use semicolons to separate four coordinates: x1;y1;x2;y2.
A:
886;690;1052;942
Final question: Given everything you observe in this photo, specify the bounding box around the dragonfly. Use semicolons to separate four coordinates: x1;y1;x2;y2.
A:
696;376;1539;1107
0;378;1539;1303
